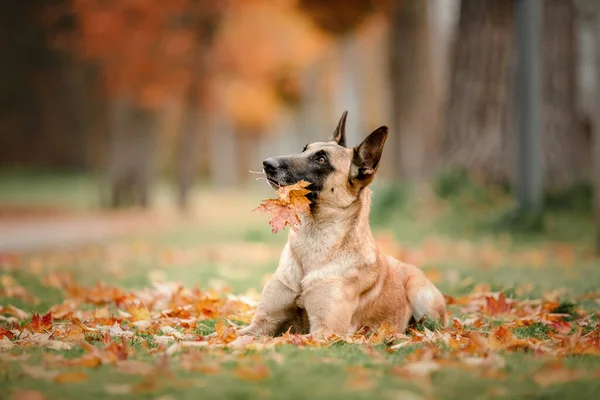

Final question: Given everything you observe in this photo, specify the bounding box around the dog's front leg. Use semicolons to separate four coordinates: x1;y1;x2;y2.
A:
302;278;358;337
239;277;297;336
239;244;301;336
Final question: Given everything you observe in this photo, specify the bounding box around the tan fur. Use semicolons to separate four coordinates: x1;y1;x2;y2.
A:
240;138;447;337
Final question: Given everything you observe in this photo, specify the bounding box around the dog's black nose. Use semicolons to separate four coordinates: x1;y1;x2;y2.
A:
263;158;279;174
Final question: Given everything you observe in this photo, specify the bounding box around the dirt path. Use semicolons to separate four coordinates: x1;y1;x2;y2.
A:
0;210;164;253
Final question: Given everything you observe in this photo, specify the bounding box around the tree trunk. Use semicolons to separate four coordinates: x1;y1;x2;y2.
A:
209;114;238;187
443;0;515;183
107;97;157;209
541;0;587;185
389;0;439;180
593;1;600;253
514;0;542;211
176;85;202;211
444;0;586;188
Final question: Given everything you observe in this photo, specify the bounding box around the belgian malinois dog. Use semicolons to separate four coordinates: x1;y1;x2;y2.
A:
240;112;447;337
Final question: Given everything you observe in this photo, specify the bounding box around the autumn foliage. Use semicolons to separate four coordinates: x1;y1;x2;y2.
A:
253;180;312;233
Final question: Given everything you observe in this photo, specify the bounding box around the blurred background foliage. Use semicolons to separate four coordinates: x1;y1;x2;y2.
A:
0;0;599;242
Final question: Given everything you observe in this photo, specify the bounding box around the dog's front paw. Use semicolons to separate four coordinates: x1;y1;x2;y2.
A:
237;325;259;337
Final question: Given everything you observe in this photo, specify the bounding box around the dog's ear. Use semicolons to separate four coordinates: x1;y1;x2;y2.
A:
350;126;388;185
331;111;348;147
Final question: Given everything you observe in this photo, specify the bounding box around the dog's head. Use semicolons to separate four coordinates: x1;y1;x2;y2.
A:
262;111;388;208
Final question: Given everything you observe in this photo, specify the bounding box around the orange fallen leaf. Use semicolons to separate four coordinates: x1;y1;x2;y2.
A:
215;320;238;344
253;180;311;233
54;371;89;384
65;354;102;368
484;293;511;316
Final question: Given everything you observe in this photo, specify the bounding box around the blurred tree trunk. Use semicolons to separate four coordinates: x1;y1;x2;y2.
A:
444;0;586;187
176;85;202;211
514;0;542;211
443;0;515;183
236;129;260;185
107;97;158;209
541;0;588;184
210;114;237;187
593;1;600;253
389;0;439;180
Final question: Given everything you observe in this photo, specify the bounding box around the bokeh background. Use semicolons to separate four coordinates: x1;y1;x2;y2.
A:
0;0;599;251
2;3;600;398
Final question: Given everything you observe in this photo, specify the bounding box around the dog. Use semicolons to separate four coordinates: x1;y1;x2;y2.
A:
240;111;447;337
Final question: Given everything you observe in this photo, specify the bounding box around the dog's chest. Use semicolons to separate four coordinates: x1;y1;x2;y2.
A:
290;224;342;272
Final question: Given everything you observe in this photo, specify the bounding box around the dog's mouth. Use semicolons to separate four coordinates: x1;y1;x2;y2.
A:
266;176;280;189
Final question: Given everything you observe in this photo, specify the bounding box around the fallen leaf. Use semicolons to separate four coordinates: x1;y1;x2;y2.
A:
54;371;89;384
10;390;46;400
126;305;151;322
20;364;59;381
485;293;511;316
104;384;133;395
532;361;584;387
116;360;154;376
215;320;238;344
1;336;15;350
253;180;311;233
233;364;270;381
26;312;52;333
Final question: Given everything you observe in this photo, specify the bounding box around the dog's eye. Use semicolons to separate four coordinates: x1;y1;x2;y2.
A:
317;155;326;164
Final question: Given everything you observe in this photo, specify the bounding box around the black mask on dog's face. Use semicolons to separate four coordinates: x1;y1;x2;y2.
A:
262;111;388;207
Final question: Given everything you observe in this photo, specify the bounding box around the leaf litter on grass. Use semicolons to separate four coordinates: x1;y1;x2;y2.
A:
1;230;600;396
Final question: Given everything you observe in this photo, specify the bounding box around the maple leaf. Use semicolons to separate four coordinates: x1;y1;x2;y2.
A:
214;320;238;344
126;304;151;322
253;180;312;233
484;292;511;316
26;312;52;333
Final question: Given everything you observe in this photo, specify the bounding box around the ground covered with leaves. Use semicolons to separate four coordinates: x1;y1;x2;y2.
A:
1;174;600;400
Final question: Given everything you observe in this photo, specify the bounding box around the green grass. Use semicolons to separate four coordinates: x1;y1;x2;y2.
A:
1;172;600;399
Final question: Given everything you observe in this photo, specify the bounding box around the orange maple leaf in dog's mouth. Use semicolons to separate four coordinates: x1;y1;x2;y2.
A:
253;180;311;233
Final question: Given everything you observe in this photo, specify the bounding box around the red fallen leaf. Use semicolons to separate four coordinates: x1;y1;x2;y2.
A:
233;364;270;381
253;180;311;233
0;327;15;339
26;312;52;333
484;293;511;316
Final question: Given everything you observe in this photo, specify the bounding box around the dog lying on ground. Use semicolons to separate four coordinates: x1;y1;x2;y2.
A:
240;112;447;337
